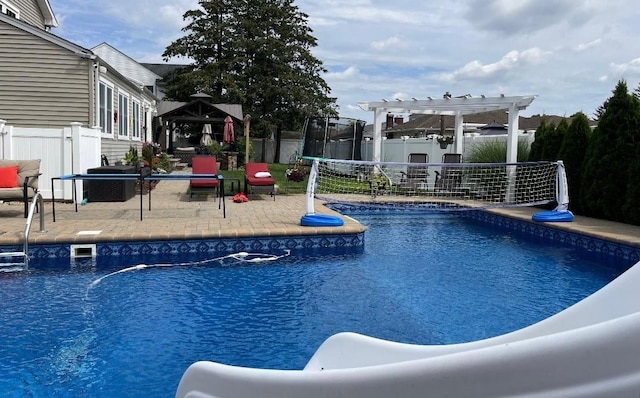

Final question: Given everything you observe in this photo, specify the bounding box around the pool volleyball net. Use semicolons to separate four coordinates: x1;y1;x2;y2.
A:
303;157;568;212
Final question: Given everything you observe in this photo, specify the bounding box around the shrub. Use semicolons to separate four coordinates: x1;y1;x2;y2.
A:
466;139;530;163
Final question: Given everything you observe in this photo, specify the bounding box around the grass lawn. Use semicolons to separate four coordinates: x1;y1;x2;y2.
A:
217;163;309;195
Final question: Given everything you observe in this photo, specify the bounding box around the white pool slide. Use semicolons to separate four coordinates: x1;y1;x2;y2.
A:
176;260;640;398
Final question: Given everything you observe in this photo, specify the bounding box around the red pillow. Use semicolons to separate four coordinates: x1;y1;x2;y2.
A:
0;165;19;188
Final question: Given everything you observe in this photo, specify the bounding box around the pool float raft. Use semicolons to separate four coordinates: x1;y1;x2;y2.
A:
300;213;344;227
532;209;574;222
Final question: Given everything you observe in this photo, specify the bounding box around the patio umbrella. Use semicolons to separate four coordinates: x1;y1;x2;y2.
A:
223;116;235;143
201;120;213;146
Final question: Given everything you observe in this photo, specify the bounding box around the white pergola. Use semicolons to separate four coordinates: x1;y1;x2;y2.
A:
357;95;537;163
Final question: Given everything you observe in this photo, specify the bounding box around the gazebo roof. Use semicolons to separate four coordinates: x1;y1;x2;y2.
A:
358;95;537;116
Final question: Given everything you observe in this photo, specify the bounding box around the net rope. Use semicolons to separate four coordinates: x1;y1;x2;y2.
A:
303;157;560;211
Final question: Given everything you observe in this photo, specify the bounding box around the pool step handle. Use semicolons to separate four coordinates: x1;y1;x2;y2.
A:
0;251;28;265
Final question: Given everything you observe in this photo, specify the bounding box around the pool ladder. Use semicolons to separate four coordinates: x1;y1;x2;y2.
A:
0;192;45;268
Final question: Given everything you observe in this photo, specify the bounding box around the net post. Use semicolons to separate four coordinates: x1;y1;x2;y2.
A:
305;159;319;215
505;164;517;204
554;160;570;212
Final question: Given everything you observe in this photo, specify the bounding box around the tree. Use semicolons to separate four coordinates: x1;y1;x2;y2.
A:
529;118;554;161
622;83;640;224
557;112;591;214
163;0;336;161
580;80;640;221
540;118;567;161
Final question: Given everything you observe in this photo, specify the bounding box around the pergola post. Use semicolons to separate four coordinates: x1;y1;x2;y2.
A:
372;108;384;162
506;103;520;163
454;113;464;155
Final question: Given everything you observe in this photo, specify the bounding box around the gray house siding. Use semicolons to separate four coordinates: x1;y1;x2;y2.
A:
9;0;46;29
0;21;91;127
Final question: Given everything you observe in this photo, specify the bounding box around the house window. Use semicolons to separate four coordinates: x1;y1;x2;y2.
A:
99;81;113;135
118;92;129;138
1;1;19;19
132;100;141;140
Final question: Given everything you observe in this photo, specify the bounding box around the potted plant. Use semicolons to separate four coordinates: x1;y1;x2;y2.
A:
285;158;307;182
437;135;454;149
122;145;139;170
368;171;388;198
208;141;224;170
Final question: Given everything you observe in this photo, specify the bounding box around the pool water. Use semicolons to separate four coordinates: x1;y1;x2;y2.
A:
0;211;627;397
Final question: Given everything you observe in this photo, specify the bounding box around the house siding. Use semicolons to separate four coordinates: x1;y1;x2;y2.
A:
0;21;91;127
7;0;46;29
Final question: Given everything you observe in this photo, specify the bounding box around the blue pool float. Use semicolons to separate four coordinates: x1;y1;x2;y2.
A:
532;210;574;222
300;214;344;227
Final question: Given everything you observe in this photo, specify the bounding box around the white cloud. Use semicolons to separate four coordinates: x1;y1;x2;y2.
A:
439;48;551;83
370;36;408;52
391;92;410;101
326;66;360;80
607;58;640;79
574;39;602;52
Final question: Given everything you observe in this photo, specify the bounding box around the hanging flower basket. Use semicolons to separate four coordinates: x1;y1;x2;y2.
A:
437;135;454;149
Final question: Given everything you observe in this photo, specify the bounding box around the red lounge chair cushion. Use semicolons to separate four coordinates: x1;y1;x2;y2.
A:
245;163;275;186
191;156;219;188
0;165;19;188
191;179;218;188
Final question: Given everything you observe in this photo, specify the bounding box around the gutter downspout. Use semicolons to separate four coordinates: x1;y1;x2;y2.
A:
93;61;100;129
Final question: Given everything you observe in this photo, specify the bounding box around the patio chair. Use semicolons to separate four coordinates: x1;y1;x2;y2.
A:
399;153;429;191
434;153;463;192
189;156;219;201
245;163;276;200
0;159;41;217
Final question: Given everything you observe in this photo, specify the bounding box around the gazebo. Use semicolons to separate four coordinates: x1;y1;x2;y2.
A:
357;94;537;163
155;93;243;152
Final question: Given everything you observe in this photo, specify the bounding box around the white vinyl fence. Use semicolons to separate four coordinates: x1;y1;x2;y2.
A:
0;120;101;200
359;133;535;163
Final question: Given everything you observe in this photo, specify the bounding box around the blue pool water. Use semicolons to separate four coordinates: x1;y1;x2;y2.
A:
0;210;627;397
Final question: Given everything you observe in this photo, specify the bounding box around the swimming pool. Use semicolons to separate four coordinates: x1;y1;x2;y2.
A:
0;210;629;397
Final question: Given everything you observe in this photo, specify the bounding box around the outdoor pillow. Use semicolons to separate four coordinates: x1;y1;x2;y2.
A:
254;171;272;178
0;165;19;188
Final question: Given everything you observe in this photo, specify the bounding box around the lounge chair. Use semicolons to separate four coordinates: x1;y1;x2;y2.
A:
434;153;463;192
399;153;429;191
244;163;276;200
0;159;41;217
189;156;218;201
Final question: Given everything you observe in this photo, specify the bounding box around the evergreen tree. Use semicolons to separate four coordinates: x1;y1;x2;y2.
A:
580;80;640;221
557;112;591;214
621;84;640;224
163;0;336;148
540;119;567;161
529;118;550;161
623;152;640;225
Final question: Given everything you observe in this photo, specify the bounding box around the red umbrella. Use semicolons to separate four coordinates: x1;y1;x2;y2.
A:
223;116;235;143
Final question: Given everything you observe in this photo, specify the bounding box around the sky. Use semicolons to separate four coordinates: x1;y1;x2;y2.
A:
49;0;640;124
